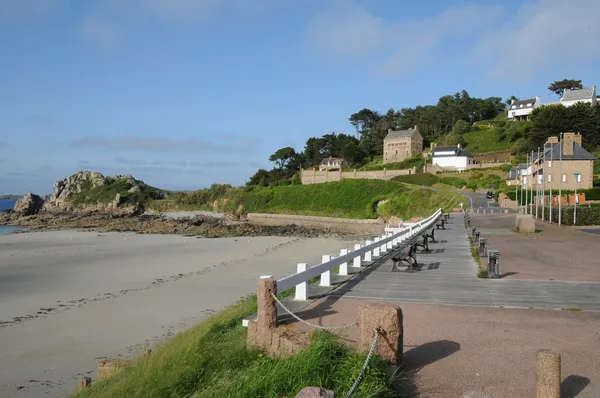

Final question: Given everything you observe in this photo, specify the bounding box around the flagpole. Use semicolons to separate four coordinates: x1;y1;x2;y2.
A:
525;153;529;214
531;150;534;216
559;133;563;226
549;141;553;223
542;146;546;221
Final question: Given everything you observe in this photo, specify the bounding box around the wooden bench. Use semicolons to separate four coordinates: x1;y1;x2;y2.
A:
423;228;436;244
391;242;417;271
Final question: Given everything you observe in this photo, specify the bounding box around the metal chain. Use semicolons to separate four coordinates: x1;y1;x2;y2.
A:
345;328;380;398
270;292;357;330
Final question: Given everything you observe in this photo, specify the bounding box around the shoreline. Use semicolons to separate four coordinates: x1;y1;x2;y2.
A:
0;230;360;397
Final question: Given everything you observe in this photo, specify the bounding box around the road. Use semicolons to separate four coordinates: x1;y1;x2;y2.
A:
424;186;513;213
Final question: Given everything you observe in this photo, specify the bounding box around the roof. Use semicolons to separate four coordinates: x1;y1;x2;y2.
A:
509;98;536;110
540;142;596;161
319;157;346;165
385;128;414;140
432;146;471;158
561;87;595;102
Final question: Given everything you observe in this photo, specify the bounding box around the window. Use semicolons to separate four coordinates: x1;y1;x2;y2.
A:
511;111;516;116
548;175;552;182
523;177;527;184
562;174;567;183
520;104;523;108
577;174;582;183
538;175;543;184
395;149;398;155
548;160;552;167
527;103;532;107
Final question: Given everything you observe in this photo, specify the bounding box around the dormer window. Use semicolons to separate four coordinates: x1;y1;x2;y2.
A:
520;104;523;108
527;103;532;107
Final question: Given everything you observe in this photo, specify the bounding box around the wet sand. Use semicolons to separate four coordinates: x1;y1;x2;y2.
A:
0;230;357;397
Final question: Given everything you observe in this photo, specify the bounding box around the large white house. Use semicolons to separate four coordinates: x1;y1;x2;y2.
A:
432;144;473;171
559;86;597;107
507;96;541;121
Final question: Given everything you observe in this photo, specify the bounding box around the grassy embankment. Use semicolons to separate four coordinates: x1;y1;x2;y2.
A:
151;179;461;220
75;297;409;398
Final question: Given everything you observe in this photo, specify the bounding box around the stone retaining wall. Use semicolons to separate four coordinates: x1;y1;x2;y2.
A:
300;168;416;185
247;213;385;235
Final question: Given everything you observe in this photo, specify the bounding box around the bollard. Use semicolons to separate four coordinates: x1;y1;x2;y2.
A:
487;250;499;278
357;303;403;365
475;231;480;244
536;349;561;398
373;238;380;257
257;276;277;348
471;226;477;239
479;238;487;257
78;377;91;392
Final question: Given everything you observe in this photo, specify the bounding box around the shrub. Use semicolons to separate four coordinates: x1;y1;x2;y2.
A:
391;173;439;186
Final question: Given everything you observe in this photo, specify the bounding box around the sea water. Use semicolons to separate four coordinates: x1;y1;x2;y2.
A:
0;199;19;235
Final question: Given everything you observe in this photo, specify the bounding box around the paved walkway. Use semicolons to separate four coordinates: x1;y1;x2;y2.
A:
331;214;600;311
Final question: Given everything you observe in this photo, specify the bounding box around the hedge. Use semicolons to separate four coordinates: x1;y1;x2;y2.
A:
506;188;600;204
535;206;600;226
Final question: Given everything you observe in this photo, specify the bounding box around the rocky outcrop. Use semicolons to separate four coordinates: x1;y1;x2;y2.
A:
13;192;45;215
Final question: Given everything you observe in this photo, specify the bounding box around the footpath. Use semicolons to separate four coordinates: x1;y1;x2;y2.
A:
284;213;600;397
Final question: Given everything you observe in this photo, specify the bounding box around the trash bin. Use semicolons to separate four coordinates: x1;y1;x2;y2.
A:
479;238;487;257
488;250;499;279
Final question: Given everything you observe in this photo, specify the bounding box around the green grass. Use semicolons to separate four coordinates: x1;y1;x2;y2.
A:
377;188;462;220
391;173;439;186
467;236;487;278
69;177;160;206
218;179;407;219
76;297;409;398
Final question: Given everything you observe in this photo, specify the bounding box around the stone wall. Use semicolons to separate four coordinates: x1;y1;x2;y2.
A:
247;213;385;235
300;168;416;185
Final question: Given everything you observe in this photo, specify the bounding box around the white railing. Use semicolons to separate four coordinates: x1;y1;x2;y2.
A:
276;208;443;300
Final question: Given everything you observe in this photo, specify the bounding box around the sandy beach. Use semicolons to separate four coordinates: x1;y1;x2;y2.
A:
0;230;357;397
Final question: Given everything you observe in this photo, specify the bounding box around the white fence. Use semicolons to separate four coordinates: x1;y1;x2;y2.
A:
275;208;443;300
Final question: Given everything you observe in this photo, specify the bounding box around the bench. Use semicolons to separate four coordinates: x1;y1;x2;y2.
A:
415;235;430;253
391;242;417;271
423;228;436;244
436;219;446;230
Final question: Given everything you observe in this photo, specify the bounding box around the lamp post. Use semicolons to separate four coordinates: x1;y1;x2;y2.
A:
573;172;580;225
525;153;529;215
559;132;563;226
549;141;553;223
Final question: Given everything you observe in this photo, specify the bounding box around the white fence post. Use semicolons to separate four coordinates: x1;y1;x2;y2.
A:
353;244;362;267
373;237;380;257
365;240;372;261
320;254;331;286
380;235;387;253
339;249;348;276
294;263;308;300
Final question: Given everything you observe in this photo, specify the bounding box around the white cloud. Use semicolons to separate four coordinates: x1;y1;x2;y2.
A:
81;16;121;47
474;0;600;80
309;2;504;77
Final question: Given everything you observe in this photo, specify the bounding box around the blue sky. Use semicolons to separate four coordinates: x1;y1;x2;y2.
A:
1;0;599;194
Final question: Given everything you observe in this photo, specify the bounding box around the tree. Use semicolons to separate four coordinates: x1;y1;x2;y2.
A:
505;95;519;106
247;169;270;186
451;120;471;135
548;79;583;97
349;109;380;139
268;147;297;170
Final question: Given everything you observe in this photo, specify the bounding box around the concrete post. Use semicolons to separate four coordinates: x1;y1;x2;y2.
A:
357;303;403;365
257;276;277;348
78;377;91;392
294;263;308;300
320;255;331;286
353;244;362;267
536;349;561;398
339;248;348;276
365;240;372;262
386;237;393;250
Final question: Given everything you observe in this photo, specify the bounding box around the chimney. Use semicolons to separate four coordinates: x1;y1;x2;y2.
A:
546;136;559;144
573;132;582;147
511;99;515;105
562;132;576;156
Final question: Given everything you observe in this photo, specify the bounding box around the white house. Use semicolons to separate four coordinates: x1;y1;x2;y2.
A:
318;157;348;171
507;96;540;121
432;144;473;171
559;86;597;107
